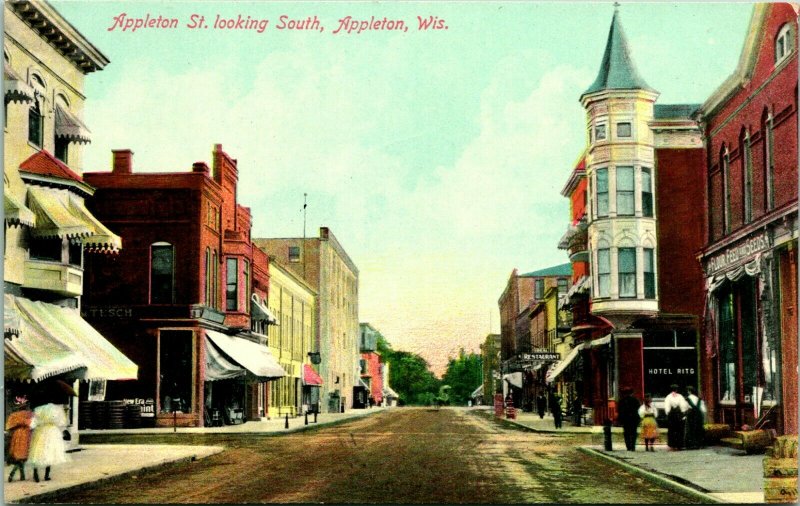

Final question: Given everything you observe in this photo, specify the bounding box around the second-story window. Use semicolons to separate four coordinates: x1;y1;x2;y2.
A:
288;246;300;262
28;97;43;147
763;110;775;211
642;168;653;217
597;248;610;297
775;23;793;65
644;248;656;299
557;278;568;294
150;242;175;304
596;168;609;218
743;131;753;223
226;257;238;311
722;150;731;234
618;247;637;298
534;279;544;300
243;260;250;313
616;166;634;216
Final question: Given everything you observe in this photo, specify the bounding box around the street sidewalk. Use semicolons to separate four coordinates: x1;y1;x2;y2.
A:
4;444;223;504
4;407;388;503
476;407;765;504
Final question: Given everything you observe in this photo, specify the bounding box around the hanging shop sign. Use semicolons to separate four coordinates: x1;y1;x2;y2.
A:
705;232;770;276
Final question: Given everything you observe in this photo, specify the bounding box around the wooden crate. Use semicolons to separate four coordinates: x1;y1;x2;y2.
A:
764;458;799;478
764;477;797;504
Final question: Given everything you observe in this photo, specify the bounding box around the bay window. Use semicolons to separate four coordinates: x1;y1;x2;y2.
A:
226;257;238;311
642;168;653;217
596;168;609;218
643;248;656;299
618;247;636;298
597;248;610;298
616;166;634;216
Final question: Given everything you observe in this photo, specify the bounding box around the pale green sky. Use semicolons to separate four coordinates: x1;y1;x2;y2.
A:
53;1;752;375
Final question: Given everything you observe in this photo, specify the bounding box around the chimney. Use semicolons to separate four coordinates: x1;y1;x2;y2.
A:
213;143;223;184
192;161;210;174
112;149;133;174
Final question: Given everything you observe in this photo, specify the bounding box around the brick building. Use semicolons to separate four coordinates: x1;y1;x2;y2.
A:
83;145;285;427
359;323;384;408
696;3;798;435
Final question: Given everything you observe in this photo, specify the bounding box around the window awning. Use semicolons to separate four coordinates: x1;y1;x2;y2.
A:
205;337;246;381
503;372;524;389
13;296;138;381
27;186;122;252
250;294;278;325
4;63;34;103
4;187;35;227
4;295;88;382
302;363;323;386
205;330;286;381
54;105;92;144
546;344;586;384
357;377;370;390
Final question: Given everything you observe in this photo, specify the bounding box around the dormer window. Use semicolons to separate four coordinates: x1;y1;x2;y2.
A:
775;23;793;65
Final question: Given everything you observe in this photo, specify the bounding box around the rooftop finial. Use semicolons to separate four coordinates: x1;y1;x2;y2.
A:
614;1;620;11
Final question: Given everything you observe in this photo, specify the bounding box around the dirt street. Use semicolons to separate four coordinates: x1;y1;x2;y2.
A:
47;408;700;504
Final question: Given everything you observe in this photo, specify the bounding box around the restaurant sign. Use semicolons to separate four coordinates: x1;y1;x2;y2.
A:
705;232;770;276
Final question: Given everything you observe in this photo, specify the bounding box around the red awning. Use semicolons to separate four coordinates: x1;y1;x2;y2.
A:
303;364;323;386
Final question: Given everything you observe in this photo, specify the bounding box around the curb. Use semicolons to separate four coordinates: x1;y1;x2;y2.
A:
78;409;384;444
9;447;225;504
577;447;723;504
472;409;602;436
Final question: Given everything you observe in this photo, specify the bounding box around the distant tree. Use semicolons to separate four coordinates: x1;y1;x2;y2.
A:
385;350;440;405
442;348;483;405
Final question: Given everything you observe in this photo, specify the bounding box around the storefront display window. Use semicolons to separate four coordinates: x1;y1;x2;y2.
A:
159;330;193;413
718;288;736;403
740;278;758;403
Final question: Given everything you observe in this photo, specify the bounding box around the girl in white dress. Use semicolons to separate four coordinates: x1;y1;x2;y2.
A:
27;403;69;482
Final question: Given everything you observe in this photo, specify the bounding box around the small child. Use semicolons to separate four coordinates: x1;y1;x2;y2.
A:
5;396;34;482
638;394;660;452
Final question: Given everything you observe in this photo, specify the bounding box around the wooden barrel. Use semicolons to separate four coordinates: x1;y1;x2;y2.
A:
124;404;142;428
764;435;798;504
78;401;93;430
92;400;108;429
107;400;125;429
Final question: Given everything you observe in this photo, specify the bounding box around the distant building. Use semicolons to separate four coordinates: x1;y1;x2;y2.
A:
695;3;797;435
267;257;317;417
255;228;360;413
359;323;384;408
499;263;571;408
479;333;501;400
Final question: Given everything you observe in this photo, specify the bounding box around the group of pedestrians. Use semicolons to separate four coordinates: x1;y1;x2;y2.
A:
5;396;69;483
617;384;706;452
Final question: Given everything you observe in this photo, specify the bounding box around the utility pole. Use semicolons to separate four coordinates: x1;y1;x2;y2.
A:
302;193;307;280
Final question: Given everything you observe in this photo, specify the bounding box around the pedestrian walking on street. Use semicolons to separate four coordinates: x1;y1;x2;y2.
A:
617;387;641;451
5;396;34;482
551;393;563;429
571;396;582;427
684;386;706;449
664;384;689;450
27;403;69;482
638;394;659;452
536;392;547;419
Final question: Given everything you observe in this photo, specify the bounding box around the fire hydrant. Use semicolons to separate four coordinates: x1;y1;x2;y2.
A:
603;419;613;451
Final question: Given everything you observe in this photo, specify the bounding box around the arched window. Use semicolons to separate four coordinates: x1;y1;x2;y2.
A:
721;145;731;234
596;247;611;298
762;108;774;210
54;94;70;163
775;23;793;65
150;242;174;304
643;247;656;299
27;73;45;148
205;247;211;306
741;128;753;223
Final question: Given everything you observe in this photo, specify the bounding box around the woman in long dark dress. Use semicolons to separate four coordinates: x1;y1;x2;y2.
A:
664;384;689;450
684;386;706;449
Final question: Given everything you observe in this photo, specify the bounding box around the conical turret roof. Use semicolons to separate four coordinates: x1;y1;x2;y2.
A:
582;8;655;99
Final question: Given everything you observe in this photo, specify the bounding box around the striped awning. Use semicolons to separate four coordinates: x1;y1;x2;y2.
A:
27;186;121;252
4;63;34;103
4;187;35;228
13;296;137;381
206;330;286;381
54;105;92;144
4;295;87;382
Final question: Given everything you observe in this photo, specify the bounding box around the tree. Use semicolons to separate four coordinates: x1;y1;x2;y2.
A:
384;349;440;405
441;348;483;405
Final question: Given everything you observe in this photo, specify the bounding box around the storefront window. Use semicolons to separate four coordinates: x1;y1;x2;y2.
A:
718;288;736;403
159;330;193;413
740;278;758;403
